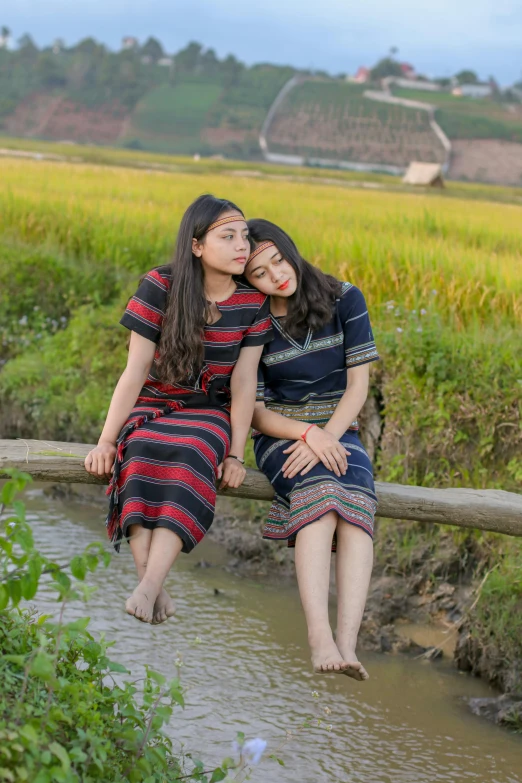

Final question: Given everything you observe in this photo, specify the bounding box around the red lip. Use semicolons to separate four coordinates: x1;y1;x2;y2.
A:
234;256;247;263
278;280;290;290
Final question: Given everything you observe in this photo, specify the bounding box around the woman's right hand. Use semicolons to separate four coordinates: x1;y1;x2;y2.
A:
84;441;117;478
303;426;350;477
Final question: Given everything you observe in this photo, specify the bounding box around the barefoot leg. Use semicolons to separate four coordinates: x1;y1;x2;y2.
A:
294;512;348;673
125;525;176;624
151;588;176;625
334;520;373;681
125;525;153;622
128;523;153;581
126;527;184;624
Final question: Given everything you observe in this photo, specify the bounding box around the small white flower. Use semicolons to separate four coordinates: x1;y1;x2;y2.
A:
311;690;319;699
420;308;427;316
33;306;40;311
19;315;28;326
242;738;267;766
326;724;333;732
323;706;332;715
416;327;423;333
397;327;403;333
411;309;417;314
431;289;438;295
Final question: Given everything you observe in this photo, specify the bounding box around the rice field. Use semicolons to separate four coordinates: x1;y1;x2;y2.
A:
1;150;520;696
1;156;521;330
0;151;520;492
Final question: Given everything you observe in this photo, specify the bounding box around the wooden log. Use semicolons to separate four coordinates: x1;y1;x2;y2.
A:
1;439;521;537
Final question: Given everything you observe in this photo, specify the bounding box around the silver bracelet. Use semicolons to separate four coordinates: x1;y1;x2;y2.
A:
227;454;245;464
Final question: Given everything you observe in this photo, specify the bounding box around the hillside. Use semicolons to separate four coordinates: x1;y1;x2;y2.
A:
265;80;447;169
2;39;522;183
390;87;522;143
0;42;294;158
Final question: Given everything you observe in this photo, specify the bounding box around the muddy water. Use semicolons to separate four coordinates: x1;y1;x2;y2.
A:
24;488;522;783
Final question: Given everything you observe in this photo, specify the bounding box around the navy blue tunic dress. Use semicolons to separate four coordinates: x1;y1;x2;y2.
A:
253;282;379;547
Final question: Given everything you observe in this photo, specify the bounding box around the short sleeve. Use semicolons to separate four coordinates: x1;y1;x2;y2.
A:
120;269;168;344
241;296;274;348
339;284;379;368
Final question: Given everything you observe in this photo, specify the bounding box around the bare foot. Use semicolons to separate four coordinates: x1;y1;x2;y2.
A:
311;637;350;673
125;581;158;623
151;588;176;625
336;646;369;681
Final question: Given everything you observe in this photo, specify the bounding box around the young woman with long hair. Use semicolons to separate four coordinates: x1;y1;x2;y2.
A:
85;195;272;624
244;219;379;680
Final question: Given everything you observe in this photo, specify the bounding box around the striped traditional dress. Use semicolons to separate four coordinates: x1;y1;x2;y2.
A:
106;266;272;553
253;282;379;548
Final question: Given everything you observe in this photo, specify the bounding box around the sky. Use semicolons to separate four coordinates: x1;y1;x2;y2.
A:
3;0;522;85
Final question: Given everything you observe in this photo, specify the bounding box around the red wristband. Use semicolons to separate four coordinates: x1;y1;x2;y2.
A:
301;424;316;443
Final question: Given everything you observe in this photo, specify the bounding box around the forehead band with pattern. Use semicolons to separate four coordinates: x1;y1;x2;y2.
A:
206;214;246;233
246;241;276;267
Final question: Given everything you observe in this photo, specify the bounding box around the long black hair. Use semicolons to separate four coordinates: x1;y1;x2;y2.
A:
247;218;342;338
158;194;244;384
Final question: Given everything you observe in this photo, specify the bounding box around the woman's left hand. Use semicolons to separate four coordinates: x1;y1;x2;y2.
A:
282;440;321;479
217;457;247;490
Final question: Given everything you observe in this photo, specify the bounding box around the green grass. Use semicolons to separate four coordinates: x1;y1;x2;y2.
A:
392;87;522;142
129;82;223;137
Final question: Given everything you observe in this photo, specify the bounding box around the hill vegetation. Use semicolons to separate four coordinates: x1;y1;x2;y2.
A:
0;37;294;157
1;33;522;180
267;80;446;167
391;87;522;143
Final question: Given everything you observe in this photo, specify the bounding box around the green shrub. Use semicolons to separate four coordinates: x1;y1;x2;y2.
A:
0;239;123;361
0;471;238;782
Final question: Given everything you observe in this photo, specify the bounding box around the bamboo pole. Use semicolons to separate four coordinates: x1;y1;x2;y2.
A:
1;439;521;537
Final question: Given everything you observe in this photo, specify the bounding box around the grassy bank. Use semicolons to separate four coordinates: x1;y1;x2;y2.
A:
0;155;520;700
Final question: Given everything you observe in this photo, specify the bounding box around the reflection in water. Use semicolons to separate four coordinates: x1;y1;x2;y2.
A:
24;489;522;783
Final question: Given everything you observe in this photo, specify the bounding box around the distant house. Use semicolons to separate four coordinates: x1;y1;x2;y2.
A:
157;57;173;67
352;67;371;84
400;62;416;80
122;36;139;50
452;84;492;99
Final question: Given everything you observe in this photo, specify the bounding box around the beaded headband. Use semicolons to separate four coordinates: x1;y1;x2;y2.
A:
246;241;276;268
206;214;246;233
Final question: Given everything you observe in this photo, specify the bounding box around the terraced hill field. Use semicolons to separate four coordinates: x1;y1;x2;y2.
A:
391;87;522;143
266;81;447;168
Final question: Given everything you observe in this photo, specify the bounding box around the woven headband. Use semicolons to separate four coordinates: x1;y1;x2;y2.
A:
246;241;276;267
206;214;246;232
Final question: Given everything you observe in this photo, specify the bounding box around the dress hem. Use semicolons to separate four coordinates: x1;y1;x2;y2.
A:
263;506;374;551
